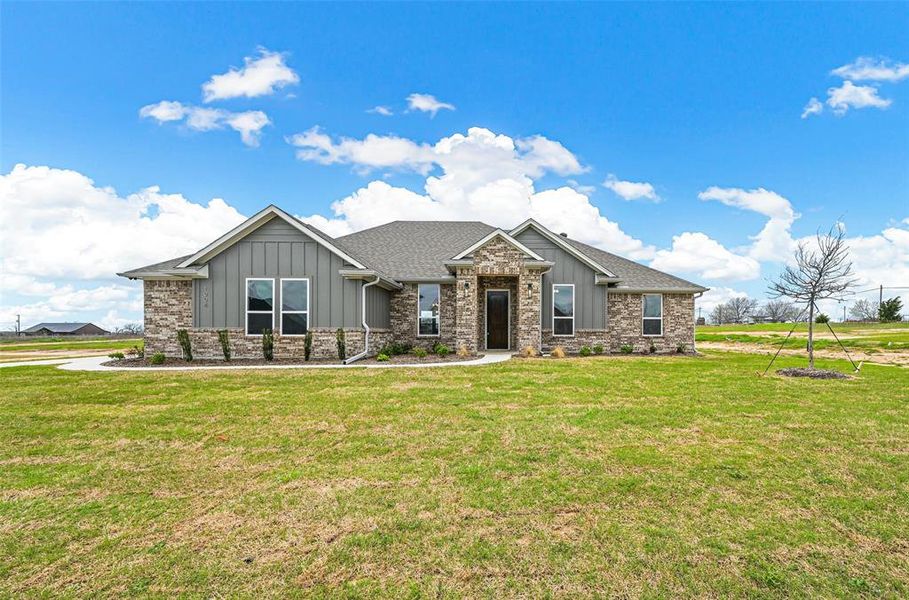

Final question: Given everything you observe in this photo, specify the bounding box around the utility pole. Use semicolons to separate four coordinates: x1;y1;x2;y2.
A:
15;314;20;336
842;305;846;323
879;284;883;321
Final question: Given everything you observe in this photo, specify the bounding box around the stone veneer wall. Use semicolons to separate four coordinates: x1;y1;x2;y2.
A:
143;279;391;360
389;283;457;349
454;236;544;354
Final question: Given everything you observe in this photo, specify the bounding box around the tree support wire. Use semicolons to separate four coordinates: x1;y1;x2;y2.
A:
761;302;860;376
823;319;860;372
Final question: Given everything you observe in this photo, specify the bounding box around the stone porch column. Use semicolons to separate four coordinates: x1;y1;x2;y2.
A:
517;270;542;352
455;267;478;354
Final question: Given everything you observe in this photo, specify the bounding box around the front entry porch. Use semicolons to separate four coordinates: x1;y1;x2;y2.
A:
479;276;517;350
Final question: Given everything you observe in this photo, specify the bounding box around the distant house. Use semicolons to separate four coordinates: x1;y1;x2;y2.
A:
22;322;109;336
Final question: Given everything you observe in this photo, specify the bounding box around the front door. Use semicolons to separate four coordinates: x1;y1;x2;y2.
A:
486;290;510;350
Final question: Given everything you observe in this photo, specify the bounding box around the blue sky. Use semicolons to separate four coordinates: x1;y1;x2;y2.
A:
1;2;907;330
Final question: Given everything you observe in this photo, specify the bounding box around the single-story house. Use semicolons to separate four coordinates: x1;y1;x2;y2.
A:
22;322;109;336
119;205;707;361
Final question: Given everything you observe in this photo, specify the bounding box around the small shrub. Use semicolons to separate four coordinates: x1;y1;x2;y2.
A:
648;340;657;354
376;353;390;362
551;346;566;358
434;343;451;357
579;345;592;357
336;328;346;361
676;343;687;354
150;352;165;365
620;344;633;354
262;329;274;361
593;344;604;355
457;343;470;358
304;331;313;362
131;344;144;358
815;313;830;324
380;341;412;356
413;347;427;358
520;345;538;358
176;329;193;361
108;351;125;360
217;329;231;361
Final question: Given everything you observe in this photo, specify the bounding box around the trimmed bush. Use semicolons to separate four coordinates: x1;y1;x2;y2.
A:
520;345;538;358
413;347;427;358
379;341;412;356
150;352;165;365
376;353;390;362
434;343;451;357
304;331;313;362
648;340;657;354
620;344;633;354
676;343;687;354
579;345;592;357
262;329;274;361
593;344;604;355
108;352;125;360
551;346;566;358
336;328;346;361
217;329;231;361
176;329;193;361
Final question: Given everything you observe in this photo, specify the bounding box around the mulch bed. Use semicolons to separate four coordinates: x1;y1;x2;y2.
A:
776;367;852;379
104;354;475;368
361;353;473;364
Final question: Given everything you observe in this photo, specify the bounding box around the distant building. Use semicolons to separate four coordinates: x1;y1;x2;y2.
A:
696;317;706;326
22;322;109;336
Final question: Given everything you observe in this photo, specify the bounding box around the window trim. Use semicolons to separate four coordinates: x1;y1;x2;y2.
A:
484;288;511;350
416;283;441;338
279;277;310;337
245;277;275;337
642;293;663;337
552;283;575;337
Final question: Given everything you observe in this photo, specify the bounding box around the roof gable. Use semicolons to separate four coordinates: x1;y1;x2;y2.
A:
508;219;617;277
451;229;545;261
176;205;366;270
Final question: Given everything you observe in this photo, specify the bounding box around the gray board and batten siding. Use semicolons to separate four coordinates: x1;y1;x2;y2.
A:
513;228;606;330
192;217;391;330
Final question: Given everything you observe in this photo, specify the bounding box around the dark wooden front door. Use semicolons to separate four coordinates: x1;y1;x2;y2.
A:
486;290;509;349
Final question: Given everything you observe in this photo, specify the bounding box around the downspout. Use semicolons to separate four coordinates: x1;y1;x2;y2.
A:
344;275;381;364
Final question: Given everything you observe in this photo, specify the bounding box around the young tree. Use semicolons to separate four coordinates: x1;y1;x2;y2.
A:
769;224;856;368
879;297;904;322
848;298;879;322
763;299;798;322
725;297;759;323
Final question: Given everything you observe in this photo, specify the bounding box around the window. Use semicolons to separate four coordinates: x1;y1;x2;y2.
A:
417;283;440;336
552;284;574;336
643;294;663;336
281;279;309;336
246;278;274;335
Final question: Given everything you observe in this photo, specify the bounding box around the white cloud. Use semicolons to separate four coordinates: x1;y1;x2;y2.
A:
696;286;750;314
650;232;761;281
801;97;823;119
293;126;652;259
567;179;596;195
201;48;299;102
698;186;798;262
140;101;270;146
406;93;455;117
367;106;393;116
603;174;660;202
831;56;909;82
826;81;892;116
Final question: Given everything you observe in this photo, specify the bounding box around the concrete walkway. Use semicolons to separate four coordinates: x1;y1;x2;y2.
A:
1;352;512;372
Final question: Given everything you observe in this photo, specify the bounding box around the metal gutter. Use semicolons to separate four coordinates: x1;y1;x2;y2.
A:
344;275;382;365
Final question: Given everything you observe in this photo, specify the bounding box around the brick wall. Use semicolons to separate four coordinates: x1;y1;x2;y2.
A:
389;283;457;349
606;293;695;353
144;280;192;355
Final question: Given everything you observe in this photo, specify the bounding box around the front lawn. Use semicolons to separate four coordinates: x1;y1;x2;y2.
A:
1;353;907;597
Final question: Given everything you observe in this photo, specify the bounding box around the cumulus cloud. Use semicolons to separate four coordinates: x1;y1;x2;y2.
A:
406;93;455;117
367;105;393;116
650;232;761;281
140;101;270;146
201;48;299;102
826;81;892;115
831;56;909;82
801;97;823;119
603;174;660;202
291;126;652;259
696;286;751;314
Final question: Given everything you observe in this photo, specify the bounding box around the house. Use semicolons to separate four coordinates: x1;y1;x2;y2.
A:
22;322;109;336
118;205;707;361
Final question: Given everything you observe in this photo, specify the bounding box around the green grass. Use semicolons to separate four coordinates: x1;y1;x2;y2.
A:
699;321;909;334
697;321;909;352
0;338;141;353
1;352;907;597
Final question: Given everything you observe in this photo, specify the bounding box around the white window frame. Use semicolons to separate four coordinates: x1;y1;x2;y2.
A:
280;278;310;337
552;283;575;337
416;283;441;337
642;293;663;337
245;277;275;336
484;288;511;350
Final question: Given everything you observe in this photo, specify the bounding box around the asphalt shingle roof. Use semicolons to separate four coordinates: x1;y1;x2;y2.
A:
23;322;102;333
118;255;192;278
